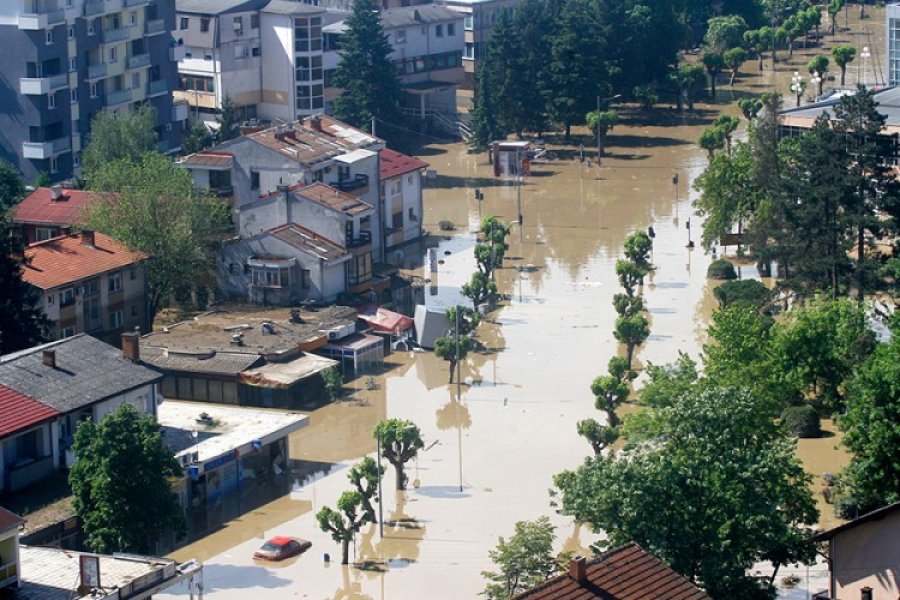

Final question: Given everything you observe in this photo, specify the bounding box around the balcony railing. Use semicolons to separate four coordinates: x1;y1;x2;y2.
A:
347;230;372;248
106;87;133;106
19;73;68;95
145;19;165;36
147;79;167;97
127;53;150;69
0;561;18;587
18;8;65;30
125;0;149;6
330;173;369;192
87;63;107;80
102;25;132;44
7;454;55;491
22;136;71;160
84;0;124;16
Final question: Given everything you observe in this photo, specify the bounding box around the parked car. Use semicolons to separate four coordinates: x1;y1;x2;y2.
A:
253;536;312;561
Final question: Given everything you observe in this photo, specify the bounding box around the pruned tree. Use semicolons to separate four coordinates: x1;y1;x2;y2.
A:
316;491;372;564
81;104;159;182
461;271;498;311
831;45;856;86
808;55;829;96
321;366;344;401
699;126;726;159
702;52;726;98
615;259;645;297
724;47;749;86
614;314;651;371
374;419;424;490
434;333;474;384
585;110;618;156
347;456;383;523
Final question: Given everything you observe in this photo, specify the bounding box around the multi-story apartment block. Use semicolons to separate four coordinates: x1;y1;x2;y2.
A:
0;0;186;182
323;5;464;117
438;0;522;87
21;230;151;343
888;3;900;85
173;0;325;124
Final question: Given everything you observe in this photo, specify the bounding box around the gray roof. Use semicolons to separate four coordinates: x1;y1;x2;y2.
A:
176;0;267;15
0;335;162;414
379;5;464;28
263;0;324;15
414;305;452;349
780;85;900;126
141;346;262;376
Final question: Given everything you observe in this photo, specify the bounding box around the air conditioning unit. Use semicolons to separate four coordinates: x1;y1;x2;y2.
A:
327;330;339;340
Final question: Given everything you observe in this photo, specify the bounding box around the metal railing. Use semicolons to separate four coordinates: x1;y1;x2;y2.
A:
348;230;372;248
145;18;165;35
127;53;150;69
147;79;167;96
106;87;133;106
87;63;107;79
0;561;18;587
102;25;131;44
330;173;368;192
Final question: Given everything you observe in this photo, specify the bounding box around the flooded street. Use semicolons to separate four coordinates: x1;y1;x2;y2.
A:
161;10;880;598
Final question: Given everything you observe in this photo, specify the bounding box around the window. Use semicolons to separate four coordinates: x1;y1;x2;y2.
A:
68;25;75;39
88;20;95;35
251;46;260;57
251;14;259;28
435;24;443;37
408;207;417;221
110;309;123;329
129;11;137;25
131;72;140;89
301;269;311;289
464;15;473;30
108;272;122;293
180;17;189;30
50;156;59;174
90;82;98;98
464;42;474;59
396;29;406;44
60;287;75;307
392;210;403;230
250;170;260;191
200;17;210;32
448;22;456;36
48;92;57;109
37;227;57;242
407;174;413;184
233;16;243;34
130;268;137;280
46;29;54;44
73;152;81;167
109;46;117;63
61;326;76;339
390;179;401;195
47;293;54;305
860;589;873;600
179;75;215;92
251;266;290;288
69;57;77;72
70;88;78;103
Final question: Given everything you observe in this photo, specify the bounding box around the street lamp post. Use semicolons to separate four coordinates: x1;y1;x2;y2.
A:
811;73;822;100
861;46;871;87
791;72;805;107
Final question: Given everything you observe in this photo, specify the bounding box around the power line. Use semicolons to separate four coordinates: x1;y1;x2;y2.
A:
373;116;455;143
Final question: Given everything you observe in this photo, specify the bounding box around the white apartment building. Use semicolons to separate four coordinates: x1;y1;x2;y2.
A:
438;0;522;87
173;0;324;123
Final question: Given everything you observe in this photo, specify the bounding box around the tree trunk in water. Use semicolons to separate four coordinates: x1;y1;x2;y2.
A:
598;133;605;156
341;539;350;565
710;74;716;98
841;68;846;86
363;497;376;523
448;359;456;383
831;18;836;36
565;123;571;140
625;344;634;371
395;463;406;490
788;40;793;58
730;69;737;86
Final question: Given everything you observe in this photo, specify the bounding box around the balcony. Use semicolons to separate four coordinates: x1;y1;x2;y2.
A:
347;230;372;249
330;173;369;192
102;25;132;44
84;0;124;16
6;454;55;491
106;87;133;107
145;19;165;36
172;101;189;122
18;8;65;30
23;136;71;160
125;0;149;6
87;62;107;80
0;561;18;588
146;79;167;97
20;73;68;95
126;52;150;69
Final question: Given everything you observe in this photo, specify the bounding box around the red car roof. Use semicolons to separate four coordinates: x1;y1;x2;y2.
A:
268;536;295;546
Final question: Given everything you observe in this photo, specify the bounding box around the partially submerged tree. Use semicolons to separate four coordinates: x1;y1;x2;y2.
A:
702;52;726;98
374;419;424;490
70;404;185;553
724;47;749;86
434;332;474;384
614;314;650;371
461;271;497;311
585;110;618;156
316;491;372;564
321;366;344;401
481;516;560;599
808;55;829;96
347;456;382;523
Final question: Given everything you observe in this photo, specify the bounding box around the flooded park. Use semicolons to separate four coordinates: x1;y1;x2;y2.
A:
159;9;884;598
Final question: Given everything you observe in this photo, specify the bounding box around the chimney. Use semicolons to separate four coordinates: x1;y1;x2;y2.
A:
121;331;140;362
309;114;322;132
42;349;56;368
81;229;95;247
276;184;291;224
569;556;587;585
49;184;63;200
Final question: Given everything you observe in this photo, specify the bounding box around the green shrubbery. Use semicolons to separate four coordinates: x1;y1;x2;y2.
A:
707;258;737;280
713;279;771;309
780;404;821;438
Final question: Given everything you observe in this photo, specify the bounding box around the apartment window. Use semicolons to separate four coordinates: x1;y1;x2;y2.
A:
464;43;474;59
109;47;117;63
448;23;456;36
37;227;58;242
130;268;137;280
392;210;403;230
409;207;417;221
48;92;57;109
68;26;75;39
204;52;212;61
69;57;77;72
464;15;473;30
110;309;123;329
250;170;260;191
90;82;98;98
179;75;214;92
132;72;141;89
180;17;189;30
129;11;137;25
73;152;81;167
301;269;311;289
200;17;210;32
860;589;873;600
251;14;259;28
435;24;443;37
407;174;413;184
50;156;60;174
66;0;73;6
61;326;76;339
88;20;95;35
233;16;243;34
391;179;401;195
295;55;322;81
251;266;290;288
47;293;54;306
70;88;78;103
60;287;75;307
108;271;122;293
46;29;54;45
396;29;406;44
252;46;260;57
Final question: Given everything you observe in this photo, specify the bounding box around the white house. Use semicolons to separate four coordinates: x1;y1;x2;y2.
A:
380;148;428;251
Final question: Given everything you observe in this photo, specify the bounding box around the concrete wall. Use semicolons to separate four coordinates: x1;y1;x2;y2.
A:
832;510;900;598
259;12;294;122
0;420;56;493
206;136;308;208
383;168;423;249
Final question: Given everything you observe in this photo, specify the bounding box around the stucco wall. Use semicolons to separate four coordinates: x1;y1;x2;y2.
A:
833;510;900;598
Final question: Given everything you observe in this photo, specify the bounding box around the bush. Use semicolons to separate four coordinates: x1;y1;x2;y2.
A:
780;405;821;438
438;220;455;231
707;258;737;280
713;279;771;309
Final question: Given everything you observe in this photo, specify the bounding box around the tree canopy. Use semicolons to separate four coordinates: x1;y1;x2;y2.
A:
316;490;372;564
0;216;50;353
481;517;561;599
70;404;185;554
81;104;159;181
374;419;424;490
0;158;25;213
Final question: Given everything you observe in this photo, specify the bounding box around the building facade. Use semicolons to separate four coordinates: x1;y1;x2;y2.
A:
889;3;900;86
11;185;105;244
0;0;186;182
379;148;426;251
438;0;522;87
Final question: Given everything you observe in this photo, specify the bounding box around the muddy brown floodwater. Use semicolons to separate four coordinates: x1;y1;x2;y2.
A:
161;10;880;598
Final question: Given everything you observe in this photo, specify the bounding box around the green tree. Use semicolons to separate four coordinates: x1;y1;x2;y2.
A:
612;293;644;317
446;305;482;337
702;52;726;98
615;259;645;297
332;0;403;134
0;159;25;212
584;110;618;157
738;97;763;121
744;28;768;72
461;271;498;311
827;0;843;35
321;366;344;400
481;215;511;265
70;404;185;553
374;419;424;490
714;279;772;309
0;217;50;353
347;456;383;523
86;153;233;318
554;387;818;598
182;121;212;155
698;126;726;159
216;95;239;143
704;15;750;53
511;0;555;135
434;333;474;384
724;47;749;86
469;70;506;152
808;55;829;96
316;491;372;564
81;104;159;181
623;230;653;278
614;314;650;371
693;141;761;250
638;352;699;408
672;64;706;112
479;9;531;137
831;45;856;86
481;516;560;599
837;330;900;514
714;115;740;155
581;370;629;453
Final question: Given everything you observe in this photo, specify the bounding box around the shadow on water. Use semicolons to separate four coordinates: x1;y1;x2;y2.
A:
200;563;294;591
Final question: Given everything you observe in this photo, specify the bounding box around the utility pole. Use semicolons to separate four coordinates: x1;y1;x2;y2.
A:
371;116;376;138
455;306;461;400
516;147;523;226
596;95;601;164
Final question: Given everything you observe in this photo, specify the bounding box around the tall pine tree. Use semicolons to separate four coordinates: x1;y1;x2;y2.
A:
332;0;403;135
0;216;50;354
469;67;505;152
480;9;530;137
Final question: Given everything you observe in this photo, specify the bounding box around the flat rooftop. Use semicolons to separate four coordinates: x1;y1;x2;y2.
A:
15;546;197;600
158;400;309;465
141;305;358;357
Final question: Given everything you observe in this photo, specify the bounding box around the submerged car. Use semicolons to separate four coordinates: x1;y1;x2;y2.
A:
253;536;312;561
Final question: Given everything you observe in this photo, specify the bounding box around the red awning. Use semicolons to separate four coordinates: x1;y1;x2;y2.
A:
358;306;413;335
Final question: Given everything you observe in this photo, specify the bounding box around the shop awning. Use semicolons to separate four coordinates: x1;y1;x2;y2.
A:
239;353;338;388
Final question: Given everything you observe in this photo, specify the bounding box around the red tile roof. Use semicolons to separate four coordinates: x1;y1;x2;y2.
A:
22;231;148;290
513;543;711;600
379;148;428;181
0;383;59;439
12;187;109;227
0;506;24;533
179;151;234;169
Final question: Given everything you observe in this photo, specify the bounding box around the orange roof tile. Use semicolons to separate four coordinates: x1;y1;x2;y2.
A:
380;148;428;181
22;231;147;290
0;383;59;439
12;187;111;227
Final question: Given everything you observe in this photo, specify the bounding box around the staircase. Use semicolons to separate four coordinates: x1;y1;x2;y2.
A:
398;107;471;141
